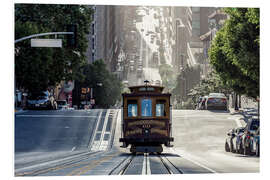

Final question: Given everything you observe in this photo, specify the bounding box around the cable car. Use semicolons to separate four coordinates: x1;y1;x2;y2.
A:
119;80;173;153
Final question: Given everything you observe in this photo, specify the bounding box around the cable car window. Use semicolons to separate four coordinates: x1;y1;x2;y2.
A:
127;100;138;117
141;99;152;117
156;100;166;116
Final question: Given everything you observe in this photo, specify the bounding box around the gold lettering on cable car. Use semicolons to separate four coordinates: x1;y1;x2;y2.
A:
128;120;165;127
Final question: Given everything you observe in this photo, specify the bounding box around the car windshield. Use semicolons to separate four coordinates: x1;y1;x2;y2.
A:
57;101;67;105
209;93;226;98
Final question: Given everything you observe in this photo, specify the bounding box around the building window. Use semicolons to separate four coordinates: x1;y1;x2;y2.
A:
191;7;200;12
192;21;200;29
91;52;95;62
92;23;95;35
92;37;95;49
193;14;200;21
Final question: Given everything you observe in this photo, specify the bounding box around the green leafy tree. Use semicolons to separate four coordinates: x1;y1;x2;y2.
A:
158;64;175;91
15;4;93;92
189;70;233;99
79;60;123;108
209;8;259;98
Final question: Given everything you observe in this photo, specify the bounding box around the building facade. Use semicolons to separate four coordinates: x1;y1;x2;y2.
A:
86;5;121;74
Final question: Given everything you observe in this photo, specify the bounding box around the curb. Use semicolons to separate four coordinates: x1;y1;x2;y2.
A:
15;109;26;114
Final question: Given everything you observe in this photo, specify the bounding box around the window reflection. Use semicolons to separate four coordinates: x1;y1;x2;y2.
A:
128;100;138;117
156;100;166;116
141;99;152;117
156;104;165;116
128;104;137;117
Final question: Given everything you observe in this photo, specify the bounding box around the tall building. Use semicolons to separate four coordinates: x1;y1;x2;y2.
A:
199;8;228;77
185;7;215;67
173;7;216;99
86;5;121;74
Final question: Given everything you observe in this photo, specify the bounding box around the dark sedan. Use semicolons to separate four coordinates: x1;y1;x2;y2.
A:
206;93;228;110
26;91;57;110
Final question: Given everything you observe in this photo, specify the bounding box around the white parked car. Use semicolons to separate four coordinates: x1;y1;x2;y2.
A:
56;100;68;110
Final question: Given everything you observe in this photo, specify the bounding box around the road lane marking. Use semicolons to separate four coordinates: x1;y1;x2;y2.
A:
67;152;120;176
89;111;102;150
142;154;147;175
16;115;97;118
98;110;110;150
146;153;151;174
91;110;110;151
142;153;151;175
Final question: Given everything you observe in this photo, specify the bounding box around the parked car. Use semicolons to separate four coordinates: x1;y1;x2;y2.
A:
27;91;57;110
231;127;245;154
196;97;203;110
56;100;68;110
250;127;260;156
225;128;236;152
241;118;260;155
205;93;228;110
198;96;208;110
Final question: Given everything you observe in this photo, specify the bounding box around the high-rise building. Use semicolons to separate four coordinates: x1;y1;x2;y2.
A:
199;8;228;77
86;5;121;74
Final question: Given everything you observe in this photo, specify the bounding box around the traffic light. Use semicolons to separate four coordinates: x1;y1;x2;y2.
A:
67;24;77;48
81;88;86;94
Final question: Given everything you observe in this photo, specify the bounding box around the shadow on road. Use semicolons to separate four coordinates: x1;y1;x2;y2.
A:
207;110;230;113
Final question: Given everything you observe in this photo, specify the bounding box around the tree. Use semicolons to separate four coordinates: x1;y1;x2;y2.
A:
78;60;123;108
158;64;175;91
172;65;200;104
15;4;93;92
189;70;233;99
209;8;259;98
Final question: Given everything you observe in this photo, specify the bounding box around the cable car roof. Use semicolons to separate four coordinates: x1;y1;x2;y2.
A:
127;84;164;94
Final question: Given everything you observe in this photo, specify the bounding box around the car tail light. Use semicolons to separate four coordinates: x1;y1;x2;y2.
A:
208;98;214;102
222;98;227;102
246;132;250;139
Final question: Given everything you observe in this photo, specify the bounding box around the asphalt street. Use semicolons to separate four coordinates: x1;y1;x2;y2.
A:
172;110;259;173
14;109;259;176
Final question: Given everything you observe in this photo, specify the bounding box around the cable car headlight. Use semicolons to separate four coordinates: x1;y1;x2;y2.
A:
144;129;149;134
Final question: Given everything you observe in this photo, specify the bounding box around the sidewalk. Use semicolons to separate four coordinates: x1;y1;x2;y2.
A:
229;107;259;124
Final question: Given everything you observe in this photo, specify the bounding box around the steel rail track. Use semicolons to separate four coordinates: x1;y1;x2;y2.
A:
109;154;135;175
157;154;183;174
